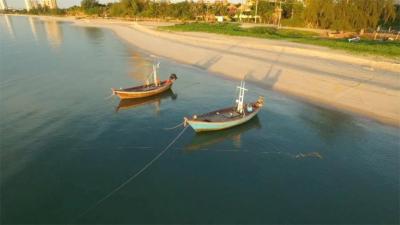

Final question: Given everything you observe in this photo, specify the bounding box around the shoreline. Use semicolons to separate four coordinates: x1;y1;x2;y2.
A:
10;15;400;126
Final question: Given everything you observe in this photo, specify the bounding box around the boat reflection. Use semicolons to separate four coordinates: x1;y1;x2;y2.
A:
115;89;177;113
185;116;261;152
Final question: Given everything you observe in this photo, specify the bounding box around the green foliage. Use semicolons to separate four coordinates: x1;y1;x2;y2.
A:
29;5;66;15
167;2;193;19
281;0;305;19
210;2;227;16
304;0;397;32
80;0;106;15
109;0;140;17
160;23;400;58
81;0;99;9
24;0;398;33
281;18;306;27
159;22;318;38
256;1;275;22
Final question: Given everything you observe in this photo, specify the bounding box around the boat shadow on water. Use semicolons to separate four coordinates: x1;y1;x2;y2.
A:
185;116;262;152
115;89;177;113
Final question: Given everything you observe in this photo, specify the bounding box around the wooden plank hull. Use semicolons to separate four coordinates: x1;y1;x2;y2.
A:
115;90;176;112
113;80;173;100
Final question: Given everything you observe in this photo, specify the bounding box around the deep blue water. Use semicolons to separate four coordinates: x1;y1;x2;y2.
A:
0;15;399;224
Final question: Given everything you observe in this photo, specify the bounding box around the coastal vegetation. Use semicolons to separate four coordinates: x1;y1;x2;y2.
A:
8;0;399;32
159;23;400;58
4;0;399;58
75;0;400;32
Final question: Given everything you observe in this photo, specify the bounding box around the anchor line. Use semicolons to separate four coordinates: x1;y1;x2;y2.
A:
104;93;114;100
76;126;188;220
178;82;201;91
163;122;184;130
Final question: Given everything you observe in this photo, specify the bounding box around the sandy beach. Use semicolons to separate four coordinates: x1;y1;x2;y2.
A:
33;16;400;126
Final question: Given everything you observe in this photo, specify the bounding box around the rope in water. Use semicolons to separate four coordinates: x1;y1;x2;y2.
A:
77;126;188;220
163;122;184;130
104;91;114;100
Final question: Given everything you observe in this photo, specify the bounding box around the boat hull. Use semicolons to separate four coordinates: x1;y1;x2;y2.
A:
186;108;261;132
113;81;173;100
115;89;176;112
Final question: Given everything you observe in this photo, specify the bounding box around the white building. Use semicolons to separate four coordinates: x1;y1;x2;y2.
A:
25;0;33;11
42;0;57;9
0;0;7;10
25;0;57;11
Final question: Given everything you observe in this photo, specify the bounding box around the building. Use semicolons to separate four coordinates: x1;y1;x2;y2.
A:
0;0;7;10
42;0;57;9
25;0;33;11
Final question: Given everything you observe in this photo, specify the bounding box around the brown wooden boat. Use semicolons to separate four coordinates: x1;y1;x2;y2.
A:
112;63;177;100
112;77;176;99
115;89;177;112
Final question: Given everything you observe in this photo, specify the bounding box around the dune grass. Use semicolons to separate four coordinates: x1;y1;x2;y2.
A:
159;23;400;59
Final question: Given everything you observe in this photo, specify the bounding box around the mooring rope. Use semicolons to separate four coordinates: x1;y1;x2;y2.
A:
163;122;184;130
178;82;200;91
77;126;188;220
104;92;114;100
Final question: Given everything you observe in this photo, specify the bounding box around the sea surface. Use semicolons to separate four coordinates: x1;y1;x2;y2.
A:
0;15;399;224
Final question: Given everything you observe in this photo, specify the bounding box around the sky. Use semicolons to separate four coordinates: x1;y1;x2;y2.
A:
6;0;118;9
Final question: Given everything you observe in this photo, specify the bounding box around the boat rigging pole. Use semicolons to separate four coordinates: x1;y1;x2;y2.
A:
236;81;248;114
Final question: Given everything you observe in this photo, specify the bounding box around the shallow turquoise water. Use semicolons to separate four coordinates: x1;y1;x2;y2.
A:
0;15;399;224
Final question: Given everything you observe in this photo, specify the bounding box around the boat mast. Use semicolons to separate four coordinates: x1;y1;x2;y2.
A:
236;81;248;114
153;63;158;86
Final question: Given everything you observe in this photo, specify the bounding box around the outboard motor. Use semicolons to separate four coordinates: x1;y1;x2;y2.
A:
169;73;178;81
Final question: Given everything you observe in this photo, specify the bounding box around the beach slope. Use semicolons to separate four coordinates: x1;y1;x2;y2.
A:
43;16;400;126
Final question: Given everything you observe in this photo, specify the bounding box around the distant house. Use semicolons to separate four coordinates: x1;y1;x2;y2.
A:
216;16;224;22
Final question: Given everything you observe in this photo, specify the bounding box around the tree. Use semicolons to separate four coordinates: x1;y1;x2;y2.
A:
304;0;397;32
256;1;274;23
81;0;99;9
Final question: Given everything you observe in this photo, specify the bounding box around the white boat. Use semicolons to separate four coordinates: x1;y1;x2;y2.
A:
184;81;264;132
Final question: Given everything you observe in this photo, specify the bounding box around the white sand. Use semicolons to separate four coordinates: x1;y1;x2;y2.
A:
38;16;400;126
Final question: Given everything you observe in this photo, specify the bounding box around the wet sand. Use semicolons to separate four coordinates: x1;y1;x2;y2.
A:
34;16;400;126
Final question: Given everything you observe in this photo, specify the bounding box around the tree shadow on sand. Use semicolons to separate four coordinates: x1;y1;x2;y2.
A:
194;54;222;70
